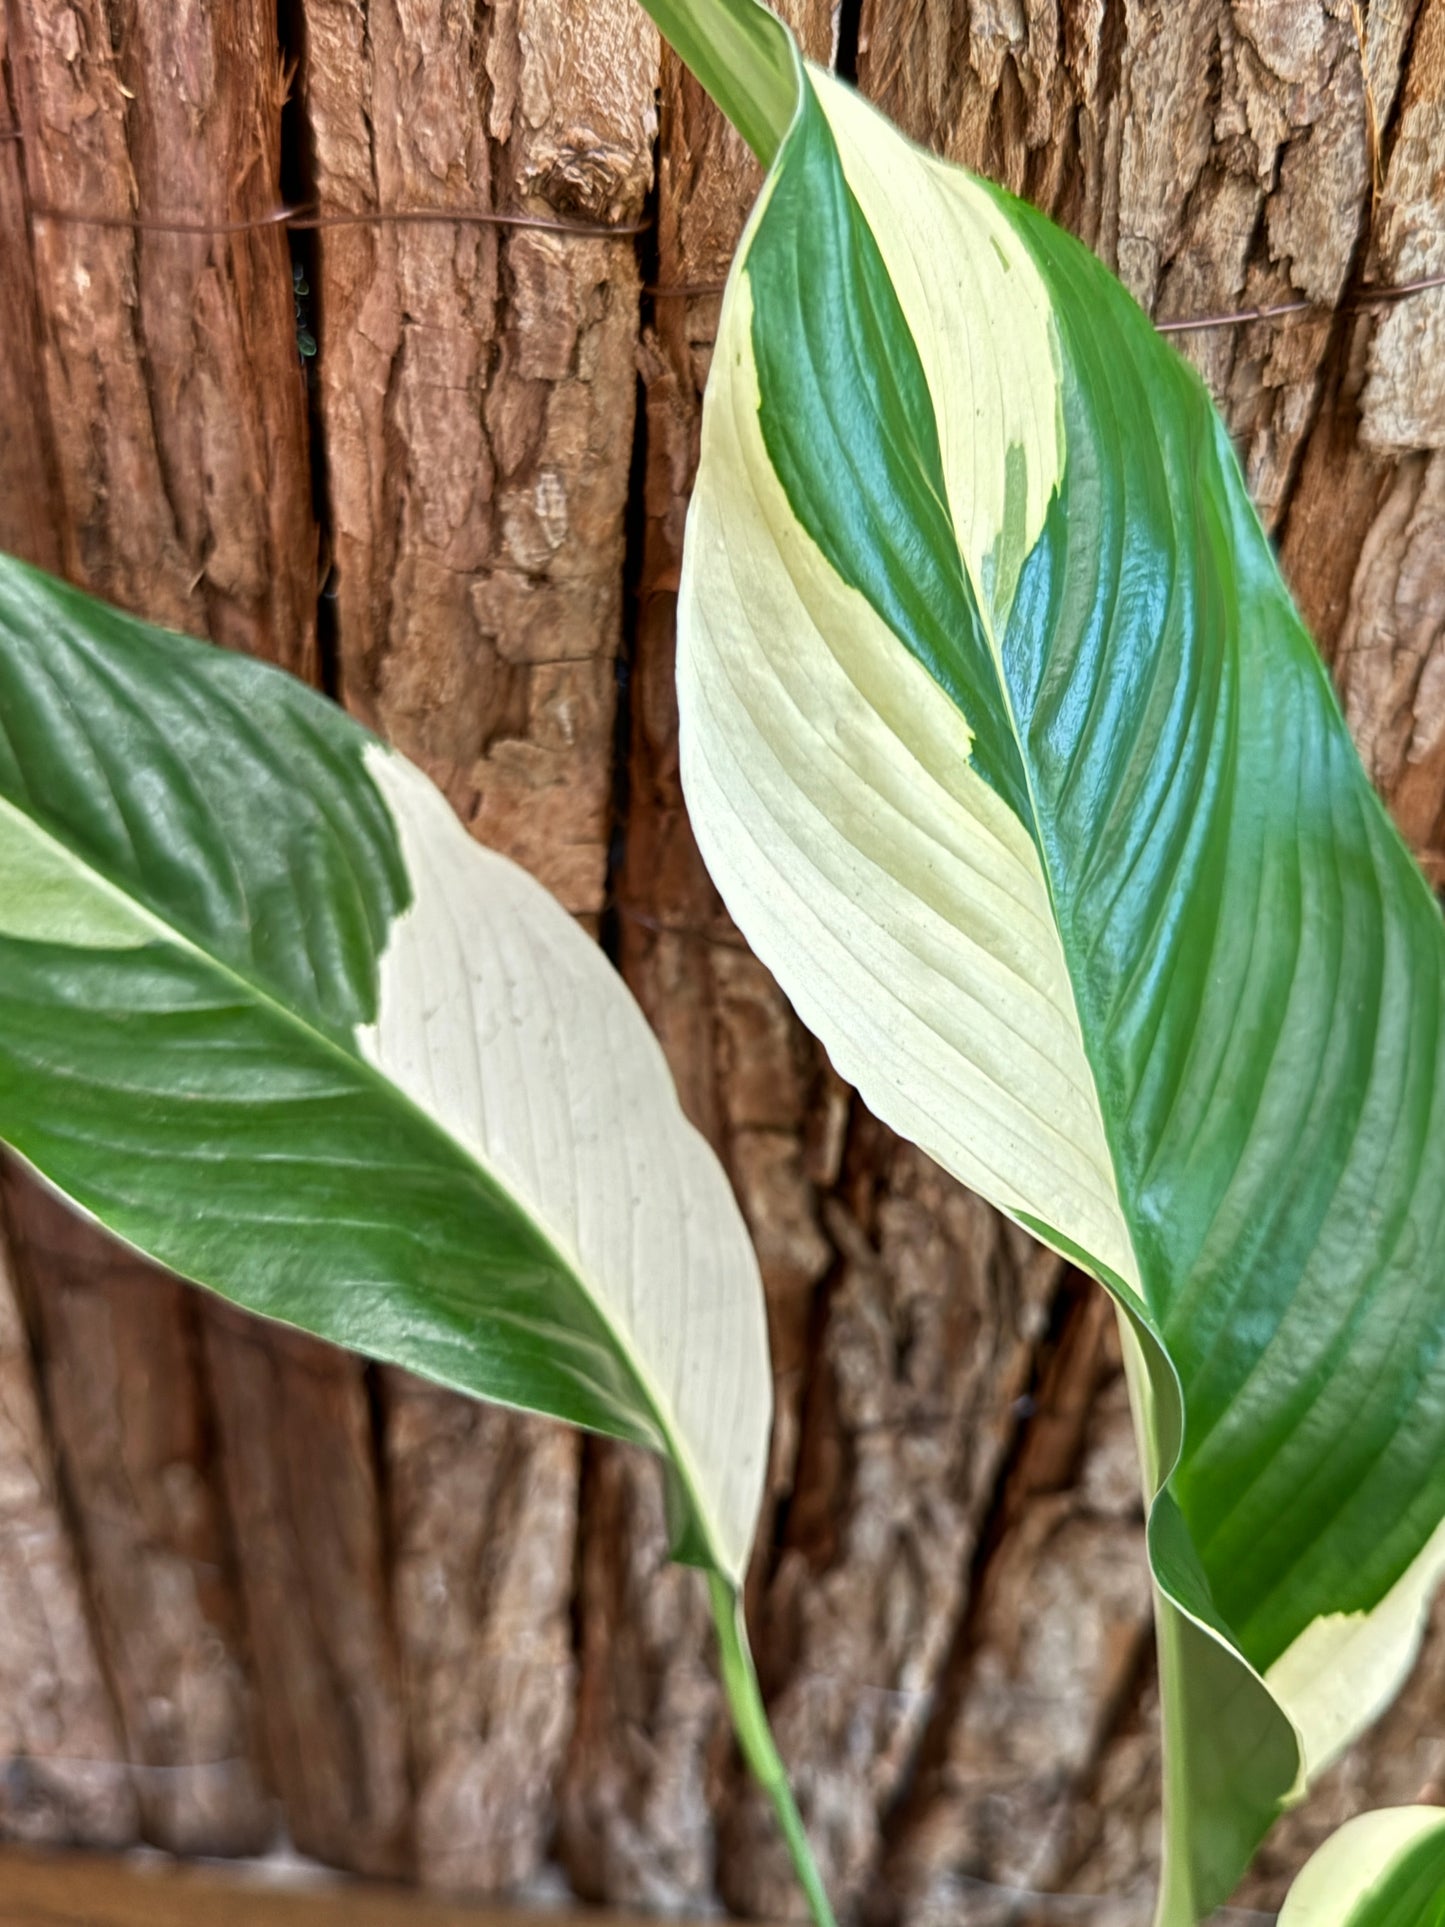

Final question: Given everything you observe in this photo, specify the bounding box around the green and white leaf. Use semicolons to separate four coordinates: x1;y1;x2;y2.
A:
634;0;1445;1915
1280;1809;1445;1926
0;555;770;1588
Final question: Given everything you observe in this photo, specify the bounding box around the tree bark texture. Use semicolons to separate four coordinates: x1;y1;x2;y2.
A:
0;0;1441;1917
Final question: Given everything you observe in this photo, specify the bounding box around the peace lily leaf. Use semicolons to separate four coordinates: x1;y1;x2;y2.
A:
1280;1809;1445;1926
633;0;1445;1916
0;554;771;1590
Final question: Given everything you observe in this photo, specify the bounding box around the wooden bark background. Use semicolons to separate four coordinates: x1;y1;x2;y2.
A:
0;0;1442;1918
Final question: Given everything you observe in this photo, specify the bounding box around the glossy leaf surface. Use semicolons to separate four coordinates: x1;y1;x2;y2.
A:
633;0;1445;1913
0;556;771;1587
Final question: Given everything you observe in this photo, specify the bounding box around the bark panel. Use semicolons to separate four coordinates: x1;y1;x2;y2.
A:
1;1179;269;1854
300;0;652;912
200;1309;411;1878
1283;0;1445;874
558;1441;722;1908
0;1212;134;1848
0;39;126;1846
879;1297;1153;1924
3;0;315;659
556;6;845;1901
0;0;1441;1908
0;7;61;570
299;0;657;1884
384;1381;579;1894
0;0;409;1869
717;1143;1062;1920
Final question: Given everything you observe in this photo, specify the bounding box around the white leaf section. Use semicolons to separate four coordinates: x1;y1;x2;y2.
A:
809;70;1063;632
679;273;1138;1292
1267;1512;1445;1779
1280;1807;1445;1924
356;748;771;1584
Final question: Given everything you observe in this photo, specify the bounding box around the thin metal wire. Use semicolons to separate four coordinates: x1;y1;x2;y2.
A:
3;108;1441;335
647;271;1445;329
26;197;650;240
1155;269;1445;334
610;898;752;950
1155;296;1316;333
291;205;650;237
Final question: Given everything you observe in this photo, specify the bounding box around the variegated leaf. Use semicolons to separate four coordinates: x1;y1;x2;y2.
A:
633;0;1445;1915
0;556;771;1588
1281;1809;1445;1926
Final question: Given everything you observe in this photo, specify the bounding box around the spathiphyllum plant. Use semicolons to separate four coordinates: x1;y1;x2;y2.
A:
625;0;1445;1918
0;0;1442;1922
0;552;822;1919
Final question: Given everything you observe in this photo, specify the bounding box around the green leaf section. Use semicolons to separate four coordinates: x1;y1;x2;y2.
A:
744;62;1445;1678
637;0;796;162
0;936;654;1436
1361;1839;1445;1927
995;180;1445;1679
0;565;408;1036
0;559;662;1450
746;93;1034;827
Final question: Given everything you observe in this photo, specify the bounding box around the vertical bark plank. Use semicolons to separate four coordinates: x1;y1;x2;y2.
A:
385;1383;578;1893
0;7;61;570
0;1213;134;1847
300;0;657;1887
4;0;315;658
878;1299;1153;1926
199;1347;411;1861
301;0;651;910
1282;0;1445;872
0;35;124;1848
555;6;842;1902
717;1143;1061;1919
199;1310;411;1877
1033;1679;1163;1927
2;1179;269;1854
558;1438;721;1907
0;0;411;1871
1357;0;1445;453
